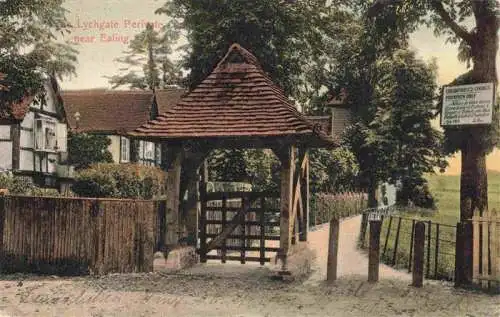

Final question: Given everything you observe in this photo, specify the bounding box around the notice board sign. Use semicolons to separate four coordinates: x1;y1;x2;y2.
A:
441;83;495;126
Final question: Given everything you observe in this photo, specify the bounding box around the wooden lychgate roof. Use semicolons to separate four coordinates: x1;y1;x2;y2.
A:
130;44;337;148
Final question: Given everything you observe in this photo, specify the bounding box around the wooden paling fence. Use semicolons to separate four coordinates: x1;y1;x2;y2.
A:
472;208;500;287
0;196;166;275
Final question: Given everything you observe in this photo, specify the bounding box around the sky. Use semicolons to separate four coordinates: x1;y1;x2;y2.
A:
59;0;500;175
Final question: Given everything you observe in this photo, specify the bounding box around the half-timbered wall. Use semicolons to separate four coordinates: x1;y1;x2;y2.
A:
0;126;12;171
18;81;66;175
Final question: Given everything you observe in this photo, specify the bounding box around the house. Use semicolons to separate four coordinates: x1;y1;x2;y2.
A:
62;88;185;167
0;76;70;188
305;89;352;140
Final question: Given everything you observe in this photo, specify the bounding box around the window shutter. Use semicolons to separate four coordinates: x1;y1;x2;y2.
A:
56;123;67;152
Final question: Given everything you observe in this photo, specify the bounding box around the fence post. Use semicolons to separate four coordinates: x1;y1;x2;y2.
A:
360;212;368;247
434;223;440;279
382;216;393;257
408;219;416;273
0;197;4;272
368;220;382;283
412;221;426;287
327;217;340;282
426;220;432;278
392;217;402;266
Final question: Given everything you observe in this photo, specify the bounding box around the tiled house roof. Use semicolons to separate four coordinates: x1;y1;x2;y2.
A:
62;90;155;134
131;44;336;147
155;88;186;115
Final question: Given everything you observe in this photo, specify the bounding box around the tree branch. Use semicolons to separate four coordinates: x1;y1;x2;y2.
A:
430;0;474;45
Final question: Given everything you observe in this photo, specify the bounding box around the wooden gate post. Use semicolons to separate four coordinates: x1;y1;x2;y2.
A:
199;161;208;263
274;145;295;272
165;149;183;247
327;218;340;282
412;221;426;287
368;219;382;283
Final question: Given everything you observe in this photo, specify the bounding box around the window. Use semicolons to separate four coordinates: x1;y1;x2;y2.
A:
34;118;67;152
120;137;130;163
144;142;155;160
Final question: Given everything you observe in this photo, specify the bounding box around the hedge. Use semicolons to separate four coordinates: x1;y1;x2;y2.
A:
0;173;63;197
311;192;368;225
72;163;166;199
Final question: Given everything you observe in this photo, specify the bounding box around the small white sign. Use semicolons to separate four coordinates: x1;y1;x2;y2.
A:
367;206;396;222
441;83;495;126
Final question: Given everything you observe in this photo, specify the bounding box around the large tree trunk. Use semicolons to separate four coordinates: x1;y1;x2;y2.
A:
459;4;498;284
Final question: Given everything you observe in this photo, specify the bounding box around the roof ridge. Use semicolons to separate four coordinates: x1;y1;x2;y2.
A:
215;43;263;72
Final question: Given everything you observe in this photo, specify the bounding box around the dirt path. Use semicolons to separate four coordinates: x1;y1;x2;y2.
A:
306;215;411;284
0;215;498;316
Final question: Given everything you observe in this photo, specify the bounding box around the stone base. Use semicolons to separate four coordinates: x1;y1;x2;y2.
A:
154;246;199;272
270;242;316;281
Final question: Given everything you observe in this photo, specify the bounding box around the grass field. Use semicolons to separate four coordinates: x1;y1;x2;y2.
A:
426;170;500;225
369;171;500;281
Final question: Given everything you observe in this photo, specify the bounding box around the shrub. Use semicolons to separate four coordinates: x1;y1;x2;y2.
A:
311;192;368;225
72;163;166;199
0;173;65;196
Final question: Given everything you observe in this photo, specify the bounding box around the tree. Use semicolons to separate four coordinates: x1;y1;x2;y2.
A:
106;23;181;90
67;132;113;170
208;149;280;192
309;147;360;193
365;0;498;284
366;0;499;219
156;0;352;99
369;49;448;207
0;0;77;102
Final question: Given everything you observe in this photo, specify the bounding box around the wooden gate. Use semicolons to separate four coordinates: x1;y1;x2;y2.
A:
472;208;500;286
199;191;280;264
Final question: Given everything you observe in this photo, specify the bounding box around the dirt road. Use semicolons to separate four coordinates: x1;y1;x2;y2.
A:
0;216;498;317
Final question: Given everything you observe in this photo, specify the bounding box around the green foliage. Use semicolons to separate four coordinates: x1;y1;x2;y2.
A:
397;176;436;209
309;147;359;193
0;173;63;196
311;192;367;225
107;23;181;89
72;164;166;199
340;48;446;207
67;132;114;170
0;0;78;103
156;0;351;100
207;149;279;192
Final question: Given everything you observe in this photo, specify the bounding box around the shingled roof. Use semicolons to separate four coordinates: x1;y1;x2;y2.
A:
155;88;186;115
131;44;337;148
62;90;155;134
